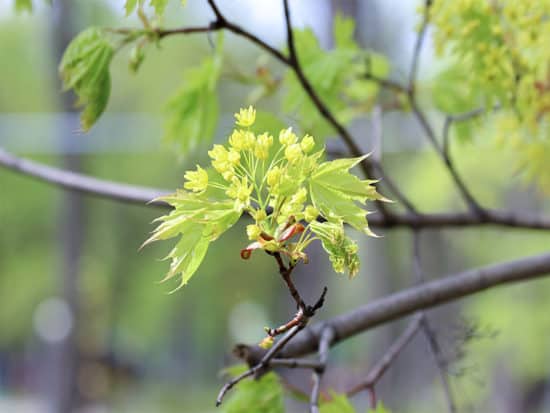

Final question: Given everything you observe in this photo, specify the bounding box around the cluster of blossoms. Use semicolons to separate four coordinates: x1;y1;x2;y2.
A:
183;106;326;264
429;0;550;130
428;0;550;190
148;106;384;290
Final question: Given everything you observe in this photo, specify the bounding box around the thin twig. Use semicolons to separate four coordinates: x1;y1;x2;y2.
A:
442;116;453;159
365;73;409;94
215;369;255;407
421;316;457;413
347;314;423;401
281;0;408;217
207;0;289;65
412;231;457;413
216;325;303;406
443;105;501;157
310;327;335;413
410;99;485;216
273;252;306;311
111;24;216;38
409;0;432;91
406;0;484;215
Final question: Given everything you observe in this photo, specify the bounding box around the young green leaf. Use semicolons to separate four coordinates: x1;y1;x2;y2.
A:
145;192;240;290
309;155;384;236
59;27;114;131
148;106;383;289
124;0;139;15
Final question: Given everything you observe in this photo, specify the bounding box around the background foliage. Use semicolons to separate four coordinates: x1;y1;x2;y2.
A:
1;1;550;412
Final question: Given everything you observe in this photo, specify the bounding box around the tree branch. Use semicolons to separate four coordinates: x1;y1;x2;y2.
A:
376;209;550;230
408;0;431;91
405;0;484;216
409;99;485;215
412;231;457;413
3;146;550;231
310;327;335;413
280;0;411;217
347;314;423;403
0;147;169;207
236;251;550;361
216;324;303;406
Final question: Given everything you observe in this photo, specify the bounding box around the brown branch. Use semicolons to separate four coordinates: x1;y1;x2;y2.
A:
273;252;305;311
111;24;217;38
347;314;423;401
216;324;303;406
410;99;485;215
372;209;550;230
420;316;457;413
206;0;290;65
3;146;550;231
408;0;432;91
365;73;409;94
310;327;335;413
266;252;327;338
412;232;457;413
235;251;550;361
0;147;169;206
280;0;410;217
406;0;484;216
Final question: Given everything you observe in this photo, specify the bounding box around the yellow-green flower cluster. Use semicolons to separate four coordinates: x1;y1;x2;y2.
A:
183;165;208;193
429;0;550;130
177;106;383;278
195;108;327;264
428;0;550;192
234;105;256;128
149;106;383;291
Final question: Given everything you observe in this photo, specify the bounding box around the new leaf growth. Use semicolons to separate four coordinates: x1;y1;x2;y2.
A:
144;106;387;290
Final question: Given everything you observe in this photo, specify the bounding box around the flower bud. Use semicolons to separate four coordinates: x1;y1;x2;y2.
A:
300;134;315;153
246;224;262;240
279;127;297;146
304;205;319;222
234;105;256;128
284;143;302;163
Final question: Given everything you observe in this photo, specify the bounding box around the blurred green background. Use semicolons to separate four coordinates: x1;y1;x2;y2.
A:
1;1;550;412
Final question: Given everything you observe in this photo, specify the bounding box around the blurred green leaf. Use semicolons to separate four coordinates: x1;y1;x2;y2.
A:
124;0;139;15
150;0;169;15
145;189;240;290
283;16;389;140
368;401;391;413
59;27;114;131
14;0;32;12
164;33;224;153
320;392;356;413
222;365;285;413
430;66;482;142
334;13;356;50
